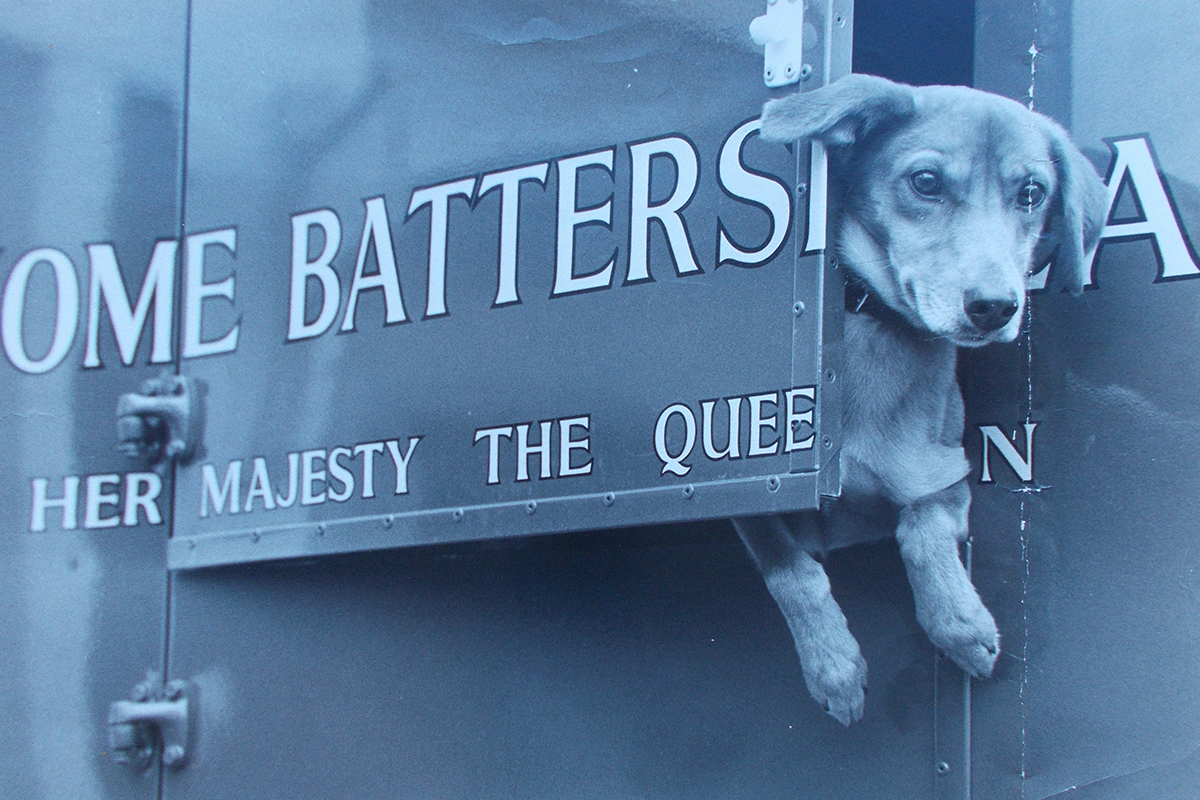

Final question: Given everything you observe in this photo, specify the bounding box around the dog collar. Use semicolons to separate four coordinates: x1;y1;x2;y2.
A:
844;274;919;332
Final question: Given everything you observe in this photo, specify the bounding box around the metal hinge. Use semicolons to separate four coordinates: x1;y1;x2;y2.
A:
108;679;192;770
116;372;202;464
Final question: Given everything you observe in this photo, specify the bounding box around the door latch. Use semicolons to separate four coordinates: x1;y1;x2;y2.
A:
108;680;192;770
117;372;202;464
749;0;808;87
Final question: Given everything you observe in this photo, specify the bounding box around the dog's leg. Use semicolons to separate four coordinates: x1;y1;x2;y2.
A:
734;514;868;725
895;480;1000;677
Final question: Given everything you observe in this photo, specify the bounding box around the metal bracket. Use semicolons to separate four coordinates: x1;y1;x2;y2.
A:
117;372;201;464
749;0;808;87
108;679;192;770
933;540;975;800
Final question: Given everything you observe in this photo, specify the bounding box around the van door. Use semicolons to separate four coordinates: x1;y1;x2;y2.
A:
0;3;187;798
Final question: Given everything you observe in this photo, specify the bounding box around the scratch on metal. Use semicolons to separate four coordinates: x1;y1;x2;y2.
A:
1020;4;1041;796
1;410;66;421
1038;740;1200;798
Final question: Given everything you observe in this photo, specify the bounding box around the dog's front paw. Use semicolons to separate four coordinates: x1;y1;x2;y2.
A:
923;596;1000;678
800;636;869;726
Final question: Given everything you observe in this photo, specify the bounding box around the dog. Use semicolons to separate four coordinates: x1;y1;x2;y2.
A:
734;74;1108;725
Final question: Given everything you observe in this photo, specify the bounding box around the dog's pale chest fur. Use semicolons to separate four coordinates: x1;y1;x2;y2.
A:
808;311;970;550
840;311;969;505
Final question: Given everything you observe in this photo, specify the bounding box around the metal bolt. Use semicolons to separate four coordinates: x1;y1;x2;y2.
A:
162;745;186;768
796;182;808;196
452;509;464;522
131;683;152;702
526;500;537;515
164;680;185;701
823;435;834;449
383;515;393;529
682;485;695;499
603;492;616;507
936;761;951;776
793;301;805;317
800;63;813;80
767;475;781;492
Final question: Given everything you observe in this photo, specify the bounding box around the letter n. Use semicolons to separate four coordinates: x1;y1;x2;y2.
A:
979;423;1037;483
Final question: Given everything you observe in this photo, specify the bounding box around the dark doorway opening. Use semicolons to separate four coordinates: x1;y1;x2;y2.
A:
853;0;975;86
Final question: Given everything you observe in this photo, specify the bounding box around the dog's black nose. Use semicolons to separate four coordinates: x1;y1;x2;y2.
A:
964;295;1019;332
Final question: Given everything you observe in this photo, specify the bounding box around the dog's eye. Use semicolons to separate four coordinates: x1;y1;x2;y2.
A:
1018;180;1047;209
910;170;943;197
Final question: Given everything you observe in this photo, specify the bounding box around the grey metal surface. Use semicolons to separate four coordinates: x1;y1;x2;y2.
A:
168;0;839;566
968;1;1200;796
164;524;942;800
0;3;186;798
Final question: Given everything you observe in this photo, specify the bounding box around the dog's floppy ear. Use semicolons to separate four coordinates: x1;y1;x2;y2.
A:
759;73;915;147
1034;118;1109;294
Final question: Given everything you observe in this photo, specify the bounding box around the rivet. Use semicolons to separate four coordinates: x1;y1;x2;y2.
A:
452;509;464;522
526;500;537;515
825;369;836;383
823;435;834;449
936;761;951;776
383;515;393;529
767;475;781;492
316;525;325;536
682;485;695;499
603;492;616;507
164;680;185;701
796;182;808;196
187;539;196;550
785;64;795;77
793;300;805;316
131;683;151;702
835;14;846;27
163;745;185;767
800;63;813;80
251;530;261;543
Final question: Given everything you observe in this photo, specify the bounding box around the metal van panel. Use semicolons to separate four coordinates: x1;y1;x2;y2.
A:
169;0;836;566
164;524;940;800
968;0;1200;796
169;470;820;569
0;3;187;798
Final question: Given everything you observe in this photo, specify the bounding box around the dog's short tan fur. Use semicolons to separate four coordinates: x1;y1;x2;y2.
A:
734;75;1108;725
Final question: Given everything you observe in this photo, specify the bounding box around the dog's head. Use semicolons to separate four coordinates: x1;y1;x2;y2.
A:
762;74;1108;346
